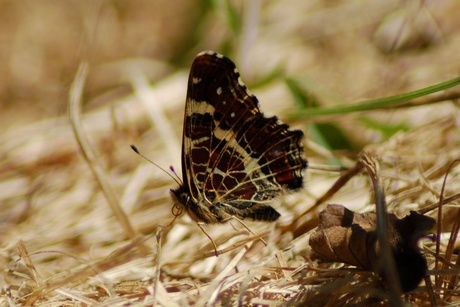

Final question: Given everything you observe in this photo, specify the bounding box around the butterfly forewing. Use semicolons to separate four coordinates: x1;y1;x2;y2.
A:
174;50;307;223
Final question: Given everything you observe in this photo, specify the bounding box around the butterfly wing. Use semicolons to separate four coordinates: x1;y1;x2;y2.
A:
180;51;307;222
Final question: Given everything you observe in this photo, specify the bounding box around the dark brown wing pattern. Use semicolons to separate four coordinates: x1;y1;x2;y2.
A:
171;51;308;223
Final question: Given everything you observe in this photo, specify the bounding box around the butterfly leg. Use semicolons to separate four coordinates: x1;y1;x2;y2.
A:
196;222;220;257
225;216;268;247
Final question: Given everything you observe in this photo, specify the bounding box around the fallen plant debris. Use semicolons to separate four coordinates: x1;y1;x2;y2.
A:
309;204;436;293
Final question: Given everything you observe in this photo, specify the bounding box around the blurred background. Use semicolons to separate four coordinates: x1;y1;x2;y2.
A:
3;0;460;134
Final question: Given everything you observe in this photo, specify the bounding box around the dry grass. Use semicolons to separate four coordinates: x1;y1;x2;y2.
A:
2;1;460;306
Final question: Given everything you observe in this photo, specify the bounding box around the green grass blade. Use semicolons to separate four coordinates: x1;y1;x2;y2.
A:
290;76;460;118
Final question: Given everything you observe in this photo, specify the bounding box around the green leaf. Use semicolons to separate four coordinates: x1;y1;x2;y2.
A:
357;116;409;138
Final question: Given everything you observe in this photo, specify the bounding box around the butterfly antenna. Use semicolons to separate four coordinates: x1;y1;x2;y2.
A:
168;165;183;185
130;145;182;186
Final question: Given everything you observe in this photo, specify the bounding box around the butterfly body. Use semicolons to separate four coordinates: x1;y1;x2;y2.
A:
171;51;307;224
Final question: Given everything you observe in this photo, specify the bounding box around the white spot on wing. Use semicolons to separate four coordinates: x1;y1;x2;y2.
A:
236;75;254;97
192;77;201;84
188;99;216;116
198;50;221;58
216;87;222;95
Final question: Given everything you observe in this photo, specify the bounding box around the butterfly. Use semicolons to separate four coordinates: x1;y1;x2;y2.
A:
170;51;308;225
